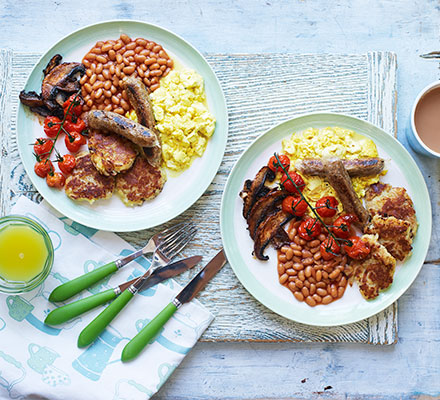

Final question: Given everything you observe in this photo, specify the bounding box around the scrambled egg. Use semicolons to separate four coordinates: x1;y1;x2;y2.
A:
149;69;216;172
281;127;382;206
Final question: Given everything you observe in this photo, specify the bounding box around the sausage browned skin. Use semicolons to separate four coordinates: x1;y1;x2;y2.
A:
296;157;384;177
86;110;160;149
324;159;370;228
121;77;162;167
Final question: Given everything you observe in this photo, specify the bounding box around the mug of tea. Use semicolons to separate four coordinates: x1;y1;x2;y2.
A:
408;80;440;158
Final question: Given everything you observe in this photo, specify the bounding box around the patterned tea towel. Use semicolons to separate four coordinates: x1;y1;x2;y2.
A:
0;196;214;400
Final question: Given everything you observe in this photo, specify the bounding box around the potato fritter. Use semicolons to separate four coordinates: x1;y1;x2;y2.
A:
65;153;115;203
346;234;396;300
116;156;166;206
365;215;413;261
88;129;138;176
365;183;418;236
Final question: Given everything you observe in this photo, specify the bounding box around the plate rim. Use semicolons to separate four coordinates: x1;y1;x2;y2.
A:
220;111;432;327
16;19;228;232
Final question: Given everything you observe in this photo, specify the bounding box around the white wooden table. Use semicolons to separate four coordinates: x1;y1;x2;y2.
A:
0;1;439;398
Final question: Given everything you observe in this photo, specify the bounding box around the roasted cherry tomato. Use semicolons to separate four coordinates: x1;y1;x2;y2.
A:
65;131;86;153
33;138;53;158
268;154;290;173
282;196;308;217
298;218;321;241
58;154;76;175
34;159;54;178
64;117;86;135
331;214;358;239
343;236;371;260
320;236;341;260
43;116;62;138
280;172;305;195
46;172;66;189
316;196;339;218
63;94;83;117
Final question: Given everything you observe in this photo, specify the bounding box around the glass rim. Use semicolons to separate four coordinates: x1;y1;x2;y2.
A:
0;215;54;293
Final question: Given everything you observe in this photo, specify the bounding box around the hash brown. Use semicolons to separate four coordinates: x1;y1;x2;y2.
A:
116;156;166;206
88;129;138;176
365;183;418;236
347;234;396;300
365;215;413;261
65;152;115;203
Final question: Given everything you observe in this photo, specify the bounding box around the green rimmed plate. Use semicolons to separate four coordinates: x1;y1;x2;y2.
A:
17;20;227;232
221;113;431;326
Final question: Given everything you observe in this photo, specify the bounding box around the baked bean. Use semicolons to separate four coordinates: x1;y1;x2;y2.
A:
121;90;128;100
83;59;91;68
322;295;333;305
113;41;123;51
316;281;326;289
293;236;301;245
147;42;154;50
311;245;321;254
286;268;296;276
93;88;103;99
120;34;131;44
92;81;104;90
144;57;157;66
101;43;113;52
305;296;316;307
298;270;305;281
116;53;123;64
157;58;167;65
316;288;327;297
150;69;163;77
86;99;93;108
293;250;302;257
158;49;167;58
137;67;145;77
80;75;88;85
290;243;301;251
315;270;322;282
302;250;312;258
304;280;310;288
277;264;285;275
295;279;303;289
104;90;112;98
143;77;151;86
322;271;329;280
330;284;338;298
152;45;161;53
285;249;293;261
278;254;287;263
301;287;309;297
122;57;130;65
337;286;346;298
318;234;326;241
95;64;103;74
120;99;130;111
304;266;312;278
309;283;316;295
339;276;347;287
288;282;296;292
294;292;304;302
86;52;96;61
104;104;112;111
313;252;322;261
293;263;303;271
125;42;136;50
84;83;92;93
309;239;320;247
111;95;120;105
134;54;147;64
329;269;340;280
288;276;296;282
293;256;302;263
303;258;313;266
123;66;135;74
123;50;135;58
167;59;174;68
312;294;322;303
279;274;288;284
96;55;107;64
308;277;316;284
323;265;333;273
102;69;110;80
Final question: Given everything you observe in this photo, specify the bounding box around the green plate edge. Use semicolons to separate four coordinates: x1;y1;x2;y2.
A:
17;20;228;232
220;112;432;327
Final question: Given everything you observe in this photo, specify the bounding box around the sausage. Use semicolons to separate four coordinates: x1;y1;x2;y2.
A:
324;159;370;228
86;110;160;149
296;157;384;177
121;77;162;167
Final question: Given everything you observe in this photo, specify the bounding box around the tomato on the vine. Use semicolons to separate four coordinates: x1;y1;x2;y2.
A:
320;237;341;260
316;196;339;218
280;171;305;195
33;138;53;158
34;159;54;178
63;94;83;117
46;172;65;189
282;196;308;217
343;236;371;260
64;117;86;135
268;154;290;173
65;131;86;153
331;214;357;239
43;116;62;138
298;218;321;241
58;154;76;175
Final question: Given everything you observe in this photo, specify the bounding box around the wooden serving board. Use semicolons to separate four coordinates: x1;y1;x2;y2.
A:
0;50;397;344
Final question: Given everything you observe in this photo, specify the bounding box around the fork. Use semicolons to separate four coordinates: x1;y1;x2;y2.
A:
77;223;197;347
49;222;196;303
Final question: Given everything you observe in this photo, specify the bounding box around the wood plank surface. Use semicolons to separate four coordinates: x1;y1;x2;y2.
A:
1;50;398;345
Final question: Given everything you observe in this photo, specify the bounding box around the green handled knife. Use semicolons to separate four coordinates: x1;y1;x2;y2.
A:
49;249;150;303
121;249;227;362
44;256;202;326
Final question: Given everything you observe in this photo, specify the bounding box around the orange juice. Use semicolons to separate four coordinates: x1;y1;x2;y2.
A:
0;224;48;281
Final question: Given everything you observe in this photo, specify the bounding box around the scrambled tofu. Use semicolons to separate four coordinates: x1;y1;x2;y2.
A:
150;69;216;172
65;153;115;203
347;234;396;300
282;127;382;205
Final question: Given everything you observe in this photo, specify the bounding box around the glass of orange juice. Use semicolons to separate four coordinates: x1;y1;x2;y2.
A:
0;215;54;293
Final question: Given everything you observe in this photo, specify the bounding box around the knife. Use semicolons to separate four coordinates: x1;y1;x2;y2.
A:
77;254;204;348
121;249;227;362
44;256;202;326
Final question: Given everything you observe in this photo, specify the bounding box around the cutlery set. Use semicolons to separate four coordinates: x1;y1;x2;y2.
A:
45;221;226;361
